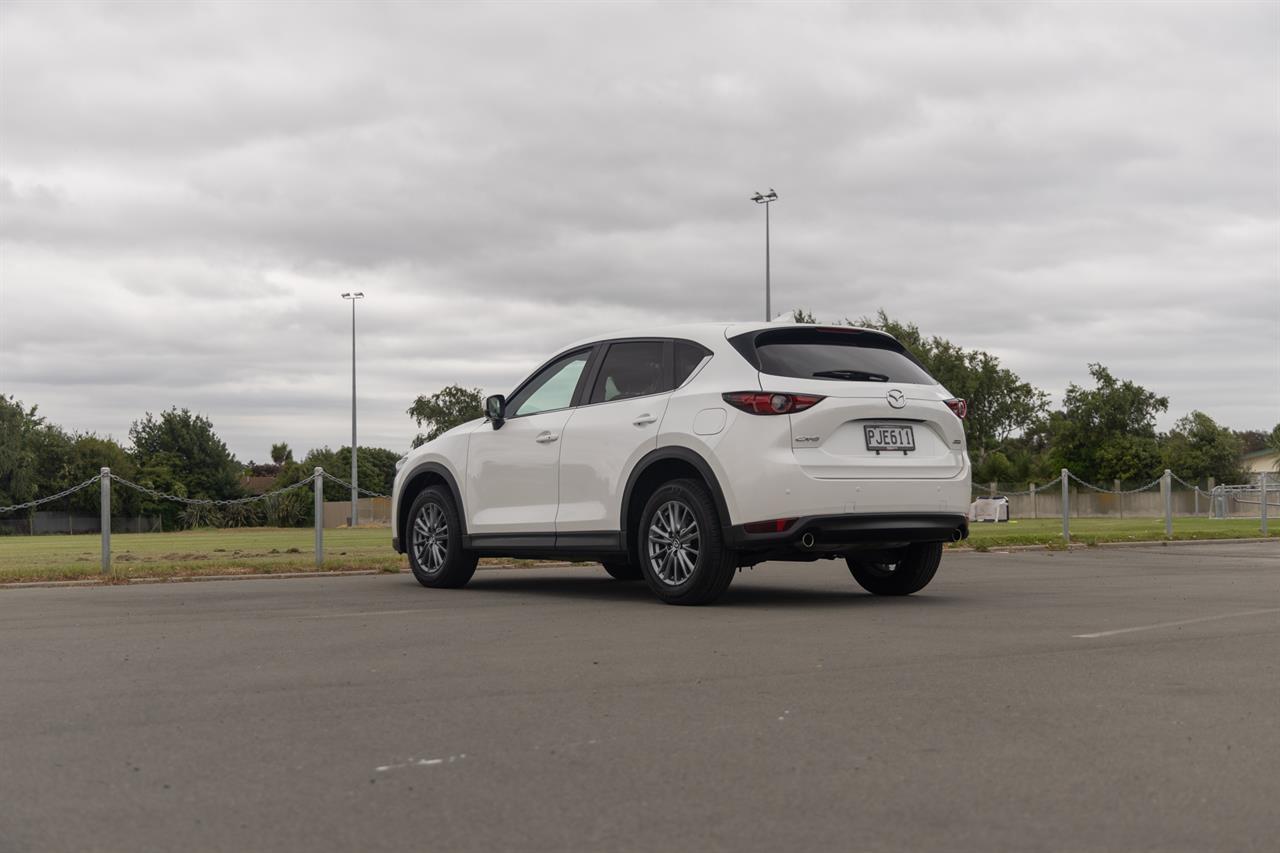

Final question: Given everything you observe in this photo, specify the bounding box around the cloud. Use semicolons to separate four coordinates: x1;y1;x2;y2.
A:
1;0;1277;461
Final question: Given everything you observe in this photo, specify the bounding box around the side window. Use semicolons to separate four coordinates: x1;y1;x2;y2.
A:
673;341;711;387
508;349;590;417
589;341;666;404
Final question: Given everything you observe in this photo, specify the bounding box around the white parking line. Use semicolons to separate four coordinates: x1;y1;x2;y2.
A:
1073;607;1280;639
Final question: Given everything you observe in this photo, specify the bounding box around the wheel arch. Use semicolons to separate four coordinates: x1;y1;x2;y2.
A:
396;461;467;553
620;447;732;556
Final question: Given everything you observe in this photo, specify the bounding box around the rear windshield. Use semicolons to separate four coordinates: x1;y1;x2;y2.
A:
730;328;937;385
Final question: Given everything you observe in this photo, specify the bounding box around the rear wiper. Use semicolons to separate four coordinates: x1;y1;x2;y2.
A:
812;370;890;382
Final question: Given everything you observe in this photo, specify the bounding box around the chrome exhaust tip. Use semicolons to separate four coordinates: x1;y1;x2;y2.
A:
800;532;816;549
952;528;963;542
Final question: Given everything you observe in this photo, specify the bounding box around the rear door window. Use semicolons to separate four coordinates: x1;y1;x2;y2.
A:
589;341;667;404
731;328;936;385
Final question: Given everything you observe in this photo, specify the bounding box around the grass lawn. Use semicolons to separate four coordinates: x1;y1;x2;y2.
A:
0;527;405;584
957;517;1277;549
0;517;1274;584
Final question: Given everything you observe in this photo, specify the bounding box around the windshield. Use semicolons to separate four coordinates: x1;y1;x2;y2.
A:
732;328;937;385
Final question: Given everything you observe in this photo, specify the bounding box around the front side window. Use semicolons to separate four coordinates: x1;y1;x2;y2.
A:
589;341;666;404
508;349;590;417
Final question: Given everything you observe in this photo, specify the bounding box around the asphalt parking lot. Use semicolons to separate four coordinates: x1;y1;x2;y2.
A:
2;542;1278;852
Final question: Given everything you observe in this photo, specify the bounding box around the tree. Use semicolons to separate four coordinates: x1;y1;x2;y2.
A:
1049;364;1168;481
408;385;485;448
1234;429;1270;454
270;442;293;465
1160;412;1244;484
1267;424;1280;472
297;445;401;502
64;434;142;517
0;395;47;510
129;408;242;526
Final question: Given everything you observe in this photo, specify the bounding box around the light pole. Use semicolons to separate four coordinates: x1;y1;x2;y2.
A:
751;189;777;321
341;291;364;526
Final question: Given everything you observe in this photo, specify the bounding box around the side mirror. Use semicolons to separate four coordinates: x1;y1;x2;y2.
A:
485;394;506;429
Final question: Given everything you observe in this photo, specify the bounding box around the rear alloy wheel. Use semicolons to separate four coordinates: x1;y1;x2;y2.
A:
638;478;736;605
407;486;477;589
601;559;642;581
846;542;942;596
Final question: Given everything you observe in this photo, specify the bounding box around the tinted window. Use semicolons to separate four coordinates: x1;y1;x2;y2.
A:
589;341;666;404
674;341;710;387
508;349;590;417
736;328;936;385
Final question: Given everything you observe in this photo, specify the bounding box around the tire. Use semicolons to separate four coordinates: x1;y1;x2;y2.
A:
637;478;736;605
846;542;942;596
602;559;642;581
406;486;478;589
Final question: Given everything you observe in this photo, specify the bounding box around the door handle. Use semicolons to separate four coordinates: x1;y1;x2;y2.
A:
535;431;559;444
633;414;657;427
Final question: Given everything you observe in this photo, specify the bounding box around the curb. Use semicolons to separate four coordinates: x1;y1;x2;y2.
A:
0;562;580;590
950;536;1278;554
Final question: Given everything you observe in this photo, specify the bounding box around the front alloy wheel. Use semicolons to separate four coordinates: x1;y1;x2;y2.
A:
412;502;449;575
406;486;477;589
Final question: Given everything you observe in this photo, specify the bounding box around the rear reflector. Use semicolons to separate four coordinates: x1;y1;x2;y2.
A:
743;518;798;534
722;392;825;415
945;398;967;419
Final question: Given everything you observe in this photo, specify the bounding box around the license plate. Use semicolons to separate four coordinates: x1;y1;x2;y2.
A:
864;424;915;453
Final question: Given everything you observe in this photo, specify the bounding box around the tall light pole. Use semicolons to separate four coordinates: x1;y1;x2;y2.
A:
341;291;364;526
751;189;777;321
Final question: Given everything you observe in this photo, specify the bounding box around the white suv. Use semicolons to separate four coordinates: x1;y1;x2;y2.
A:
392;323;971;605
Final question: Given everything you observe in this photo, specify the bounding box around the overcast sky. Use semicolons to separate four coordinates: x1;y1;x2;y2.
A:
1;0;1277;462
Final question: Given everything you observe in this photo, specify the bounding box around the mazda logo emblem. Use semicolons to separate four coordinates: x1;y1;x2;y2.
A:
886;389;906;408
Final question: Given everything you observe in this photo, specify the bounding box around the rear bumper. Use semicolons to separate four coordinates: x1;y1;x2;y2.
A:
727;512;969;551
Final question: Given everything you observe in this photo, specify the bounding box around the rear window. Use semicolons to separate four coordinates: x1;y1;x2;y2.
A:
730;328;936;385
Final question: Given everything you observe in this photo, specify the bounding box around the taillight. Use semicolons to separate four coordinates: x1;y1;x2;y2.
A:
945;398;967;419
722;392;825;415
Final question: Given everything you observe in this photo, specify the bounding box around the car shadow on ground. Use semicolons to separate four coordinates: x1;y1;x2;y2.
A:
460;570;962;609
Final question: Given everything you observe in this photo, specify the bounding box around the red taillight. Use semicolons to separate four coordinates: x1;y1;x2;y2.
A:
743;518;798;534
722;392;825;415
945;398;967;420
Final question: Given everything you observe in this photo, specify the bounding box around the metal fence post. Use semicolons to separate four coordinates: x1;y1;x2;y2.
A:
1031;482;1037;519
100;467;111;574
1163;469;1173;538
1115;479;1123;519
314;467;324;567
1060;469;1069;543
1262;472;1269;536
